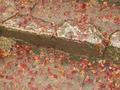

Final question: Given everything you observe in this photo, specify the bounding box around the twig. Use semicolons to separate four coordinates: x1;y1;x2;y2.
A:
30;0;40;11
109;30;120;40
31;15;52;24
2;13;19;24
102;30;120;58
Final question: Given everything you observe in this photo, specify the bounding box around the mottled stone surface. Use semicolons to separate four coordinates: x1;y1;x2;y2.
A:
0;0;119;48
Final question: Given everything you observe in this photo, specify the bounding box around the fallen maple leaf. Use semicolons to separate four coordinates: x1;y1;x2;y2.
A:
0;6;6;13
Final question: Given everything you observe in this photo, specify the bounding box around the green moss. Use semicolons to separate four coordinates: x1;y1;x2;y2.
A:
98;0;104;4
109;0;120;6
105;46;120;64
70;54;81;61
62;60;69;66
32;48;40;55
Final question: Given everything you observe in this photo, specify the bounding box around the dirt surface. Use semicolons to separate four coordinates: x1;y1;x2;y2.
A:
0;40;119;90
0;1;120;89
